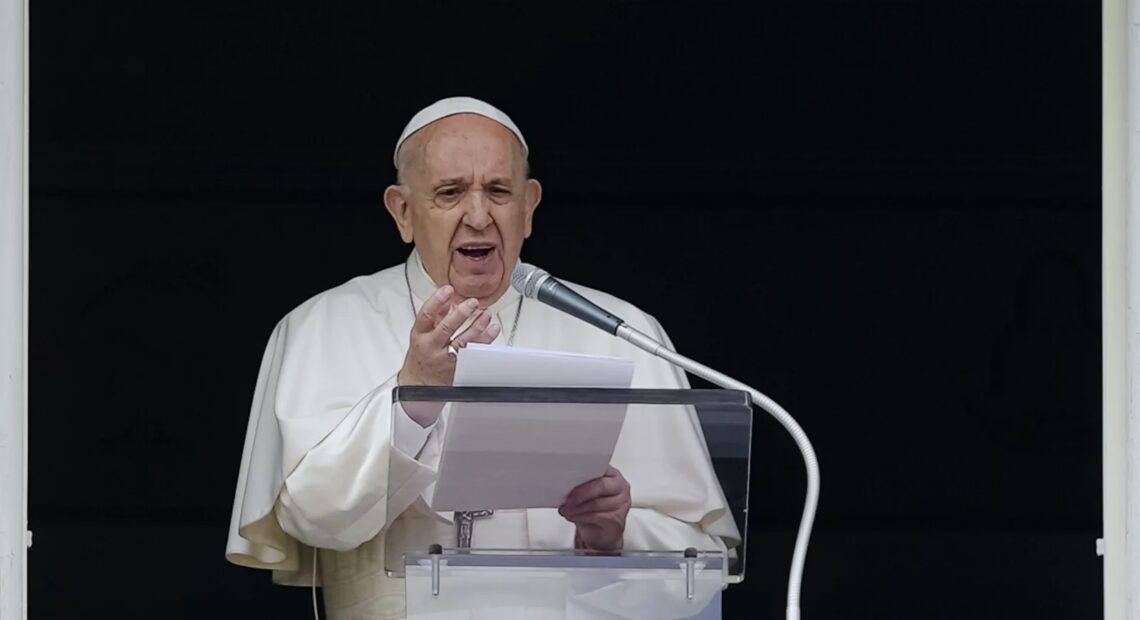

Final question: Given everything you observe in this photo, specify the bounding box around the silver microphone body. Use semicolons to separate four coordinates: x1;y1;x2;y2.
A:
511;263;624;334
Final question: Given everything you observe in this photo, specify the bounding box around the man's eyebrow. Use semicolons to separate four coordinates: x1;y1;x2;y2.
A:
485;176;515;186
432;177;467;188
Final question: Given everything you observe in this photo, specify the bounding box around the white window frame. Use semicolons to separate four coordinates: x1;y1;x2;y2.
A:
1101;0;1138;618
0;0;28;618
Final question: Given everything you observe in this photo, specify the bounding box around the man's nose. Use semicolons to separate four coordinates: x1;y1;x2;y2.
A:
460;190;493;230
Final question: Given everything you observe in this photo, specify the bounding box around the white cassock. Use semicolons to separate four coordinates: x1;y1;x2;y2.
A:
225;251;740;619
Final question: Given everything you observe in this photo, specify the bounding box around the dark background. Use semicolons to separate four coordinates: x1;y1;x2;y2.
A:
30;1;1102;618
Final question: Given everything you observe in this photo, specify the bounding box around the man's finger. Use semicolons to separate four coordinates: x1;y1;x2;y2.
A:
563;474;624;508
559;495;627;519
414;285;453;333
470;322;502;345
564;512;622;530
432;298;481;344
452;309;493;348
458;316;503;346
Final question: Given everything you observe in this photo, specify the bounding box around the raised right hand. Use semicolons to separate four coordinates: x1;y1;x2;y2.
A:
398;284;501;388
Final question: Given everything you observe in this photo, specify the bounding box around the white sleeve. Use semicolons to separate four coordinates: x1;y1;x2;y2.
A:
227;296;449;579
393;401;438;457
275;374;440;552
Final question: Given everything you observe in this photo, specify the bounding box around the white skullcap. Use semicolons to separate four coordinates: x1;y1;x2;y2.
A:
393;96;529;168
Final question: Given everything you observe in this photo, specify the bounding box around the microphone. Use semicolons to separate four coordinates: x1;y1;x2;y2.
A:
511;261;820;620
511;263;625;334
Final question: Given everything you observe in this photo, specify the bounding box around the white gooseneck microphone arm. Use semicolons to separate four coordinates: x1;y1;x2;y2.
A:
512;264;819;620
617;324;818;620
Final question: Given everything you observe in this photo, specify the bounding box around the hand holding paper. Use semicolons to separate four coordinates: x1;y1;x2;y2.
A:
559;466;631;551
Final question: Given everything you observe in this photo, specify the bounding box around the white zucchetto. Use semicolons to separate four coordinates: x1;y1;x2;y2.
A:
392;96;529;168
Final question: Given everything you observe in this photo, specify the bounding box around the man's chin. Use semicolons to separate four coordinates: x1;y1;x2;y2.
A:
449;254;510;302
450;272;505;302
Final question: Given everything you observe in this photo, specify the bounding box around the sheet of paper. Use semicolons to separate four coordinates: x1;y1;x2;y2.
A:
453;343;636;388
428;344;634;512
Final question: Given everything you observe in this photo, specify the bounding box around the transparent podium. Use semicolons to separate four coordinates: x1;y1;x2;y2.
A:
388;387;752;620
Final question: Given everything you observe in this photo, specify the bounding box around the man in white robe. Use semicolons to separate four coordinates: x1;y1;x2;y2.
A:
225;97;738;619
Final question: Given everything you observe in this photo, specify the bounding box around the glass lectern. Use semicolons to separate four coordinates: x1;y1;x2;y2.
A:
388;387;752;620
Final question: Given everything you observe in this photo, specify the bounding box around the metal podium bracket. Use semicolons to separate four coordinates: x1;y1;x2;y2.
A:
682;547;707;601
428;544;442;596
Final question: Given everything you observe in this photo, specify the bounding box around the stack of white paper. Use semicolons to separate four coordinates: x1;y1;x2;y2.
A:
428;344;634;512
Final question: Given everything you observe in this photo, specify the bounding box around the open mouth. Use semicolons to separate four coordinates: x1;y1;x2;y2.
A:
456;244;495;260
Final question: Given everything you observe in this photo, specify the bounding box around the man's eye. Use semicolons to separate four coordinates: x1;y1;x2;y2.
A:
438;187;461;198
489;187;512;197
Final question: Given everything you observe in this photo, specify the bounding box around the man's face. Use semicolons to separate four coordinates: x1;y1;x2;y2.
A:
385;114;541;304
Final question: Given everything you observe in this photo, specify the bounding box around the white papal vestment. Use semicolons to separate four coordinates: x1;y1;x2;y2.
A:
225;252;739;619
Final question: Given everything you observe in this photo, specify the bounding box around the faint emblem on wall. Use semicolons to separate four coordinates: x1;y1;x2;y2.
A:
965;249;1099;454
70;257;229;513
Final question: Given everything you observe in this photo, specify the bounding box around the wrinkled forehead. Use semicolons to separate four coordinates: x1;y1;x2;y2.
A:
402;114;526;182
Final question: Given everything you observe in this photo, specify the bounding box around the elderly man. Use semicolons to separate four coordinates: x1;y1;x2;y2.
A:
226;97;736;619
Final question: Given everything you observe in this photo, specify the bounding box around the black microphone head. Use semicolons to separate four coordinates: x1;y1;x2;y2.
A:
511;263;548;299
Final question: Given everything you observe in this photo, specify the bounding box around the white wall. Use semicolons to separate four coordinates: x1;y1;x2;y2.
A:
0;0;28;618
1102;0;1137;618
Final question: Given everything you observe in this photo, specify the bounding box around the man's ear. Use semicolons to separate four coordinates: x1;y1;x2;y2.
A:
383;184;415;243
523;178;542;239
